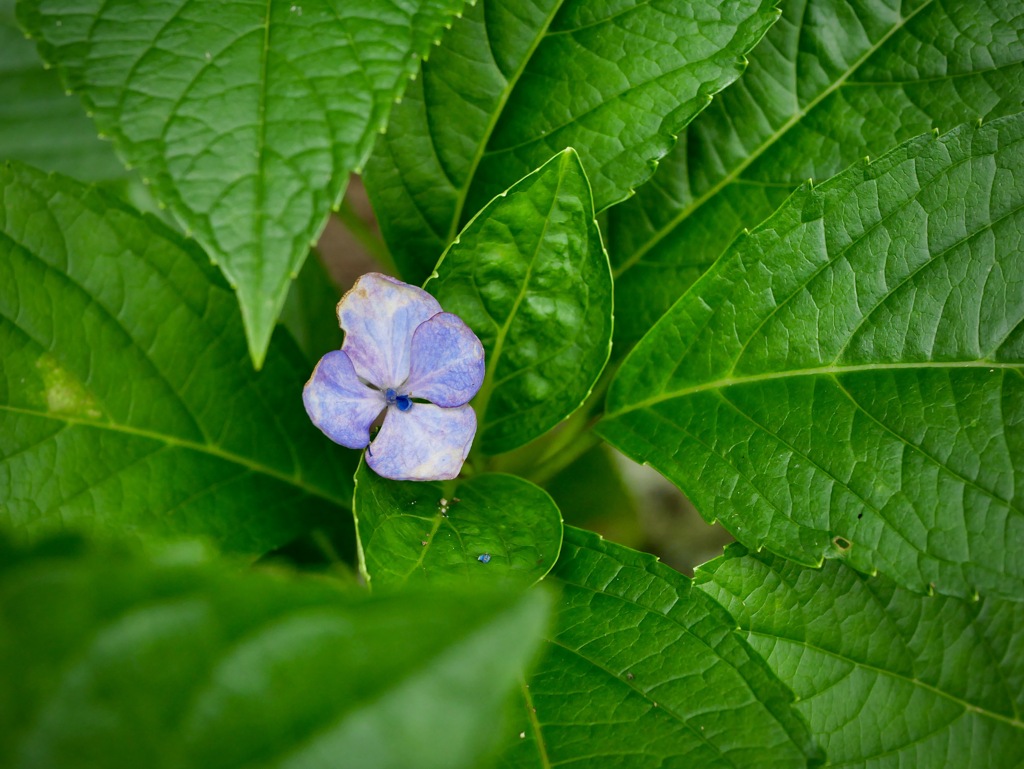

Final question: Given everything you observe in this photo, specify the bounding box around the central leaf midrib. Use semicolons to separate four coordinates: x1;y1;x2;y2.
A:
473;160;567;435
611;0;936;280
408;511;445;578
1;403;349;509
518;679;552;769
252;0;272;289
444;0;563;242
606;360;1024;417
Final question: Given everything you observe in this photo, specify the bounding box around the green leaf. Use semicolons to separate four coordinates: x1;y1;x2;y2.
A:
365;0;780;283
0;0;122;180
0;162;355;556
17;0;469;367
428;149;612;455
496;526;821;769
599;116;1024;600
0;536;551;769
609;0;1024;349
695;546;1024;767
353;460;562;589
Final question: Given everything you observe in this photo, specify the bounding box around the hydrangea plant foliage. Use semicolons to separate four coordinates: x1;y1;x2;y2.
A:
2;0;1023;766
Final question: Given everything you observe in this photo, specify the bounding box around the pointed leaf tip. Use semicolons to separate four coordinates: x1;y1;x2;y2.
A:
19;0;469;362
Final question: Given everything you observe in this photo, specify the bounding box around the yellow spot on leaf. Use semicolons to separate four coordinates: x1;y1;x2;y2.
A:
35;353;102;419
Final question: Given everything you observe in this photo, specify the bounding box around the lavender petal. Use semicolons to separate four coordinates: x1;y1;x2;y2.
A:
303;350;385;449
338;273;442;389
405;312;486;407
366;403;476;481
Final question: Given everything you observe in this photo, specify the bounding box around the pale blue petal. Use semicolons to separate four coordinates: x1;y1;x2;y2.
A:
338;273;442;389
404;312;485;407
303;350;385;449
366;403;476;481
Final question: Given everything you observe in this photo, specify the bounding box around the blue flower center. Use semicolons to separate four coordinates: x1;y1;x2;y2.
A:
384;388;413;412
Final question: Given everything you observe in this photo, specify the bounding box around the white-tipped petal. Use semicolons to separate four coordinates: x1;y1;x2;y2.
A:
338;273;441;388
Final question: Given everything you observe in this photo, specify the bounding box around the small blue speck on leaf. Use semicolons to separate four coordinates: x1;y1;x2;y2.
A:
478;553;491;564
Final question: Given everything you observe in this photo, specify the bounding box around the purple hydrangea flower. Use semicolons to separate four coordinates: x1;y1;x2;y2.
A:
303;273;485;481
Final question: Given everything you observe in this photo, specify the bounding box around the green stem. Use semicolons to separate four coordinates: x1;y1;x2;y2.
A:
485;359;619;483
528;428;602;486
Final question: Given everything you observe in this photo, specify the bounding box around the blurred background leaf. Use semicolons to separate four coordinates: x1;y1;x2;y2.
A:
0;535;551;769
0;0;122;181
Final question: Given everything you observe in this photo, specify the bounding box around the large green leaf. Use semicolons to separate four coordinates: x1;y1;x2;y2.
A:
427;149;612;455
496;526;821;769
609;0;1024;348
353;460;562;589
0;536;551;769
0;162;355;555
696;546;1024;767
600;116;1024;601
17;0;469;367
364;0;780;283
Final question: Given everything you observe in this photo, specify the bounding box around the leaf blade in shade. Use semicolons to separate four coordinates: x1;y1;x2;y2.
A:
0;162;355;556
0;537;551;769
599;116;1024;601
0;0;123;181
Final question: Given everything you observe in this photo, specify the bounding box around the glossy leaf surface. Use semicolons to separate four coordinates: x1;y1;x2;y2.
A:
609;0;1024;348
0;537;550;769
496;527;821;769
428;149;612;454
354;460;562;589
696;546;1024;767
601;117;1024;600
0;162;355;555
365;0;780;283
18;0;469;365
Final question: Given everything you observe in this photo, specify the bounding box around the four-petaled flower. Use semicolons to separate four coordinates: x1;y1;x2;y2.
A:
303;273;485;481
